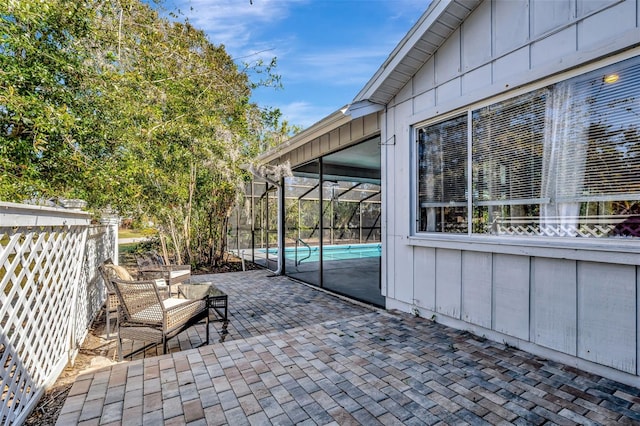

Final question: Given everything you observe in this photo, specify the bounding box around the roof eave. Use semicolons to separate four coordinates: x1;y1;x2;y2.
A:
257;107;351;164
352;0;446;103
350;0;480;108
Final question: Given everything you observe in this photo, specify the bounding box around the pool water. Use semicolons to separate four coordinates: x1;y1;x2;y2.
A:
263;243;381;263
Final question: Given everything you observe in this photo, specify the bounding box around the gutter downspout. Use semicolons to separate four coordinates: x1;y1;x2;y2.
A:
247;166;284;275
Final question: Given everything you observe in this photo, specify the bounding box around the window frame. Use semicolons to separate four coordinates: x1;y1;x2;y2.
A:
415;112;469;234
412;54;640;244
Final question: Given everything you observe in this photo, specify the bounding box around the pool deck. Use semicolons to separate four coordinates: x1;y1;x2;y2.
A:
56;270;640;425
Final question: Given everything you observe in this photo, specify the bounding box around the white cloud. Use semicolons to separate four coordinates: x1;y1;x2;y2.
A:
167;0;423;81
164;0;429;125
277;101;336;128
170;0;304;53
288;46;397;86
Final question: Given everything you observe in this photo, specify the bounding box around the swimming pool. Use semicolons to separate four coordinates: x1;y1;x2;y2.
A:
262;243;381;263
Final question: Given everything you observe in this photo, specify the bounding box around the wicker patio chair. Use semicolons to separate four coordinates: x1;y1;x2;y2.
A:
111;278;209;360
98;261;168;339
136;251;191;294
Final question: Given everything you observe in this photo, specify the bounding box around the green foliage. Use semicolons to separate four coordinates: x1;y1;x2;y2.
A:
0;0;97;199
0;0;295;267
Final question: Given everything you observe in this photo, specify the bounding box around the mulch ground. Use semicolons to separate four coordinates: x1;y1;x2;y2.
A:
24;256;262;425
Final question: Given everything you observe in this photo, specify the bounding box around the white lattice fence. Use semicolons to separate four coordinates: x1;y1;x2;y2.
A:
0;202;115;425
494;215;637;238
74;225;116;348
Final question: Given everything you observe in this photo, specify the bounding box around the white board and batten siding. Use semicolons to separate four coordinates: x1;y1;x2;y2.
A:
383;0;640;385
391;248;639;377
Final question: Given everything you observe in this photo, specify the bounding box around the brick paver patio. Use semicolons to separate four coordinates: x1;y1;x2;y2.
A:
56;270;640;425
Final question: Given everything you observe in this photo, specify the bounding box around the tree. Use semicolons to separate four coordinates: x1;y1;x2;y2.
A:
1;0;293;267
0;0;101;201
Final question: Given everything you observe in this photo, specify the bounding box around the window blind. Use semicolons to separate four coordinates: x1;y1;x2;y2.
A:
417;114;467;206
576;60;640;202
472;90;547;205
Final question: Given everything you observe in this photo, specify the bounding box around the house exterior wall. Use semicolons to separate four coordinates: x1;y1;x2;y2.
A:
383;0;640;385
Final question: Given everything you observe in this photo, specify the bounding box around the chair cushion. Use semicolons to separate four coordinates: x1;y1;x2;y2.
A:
163;298;191;309
169;270;190;279
129;298;205;330
109;264;134;281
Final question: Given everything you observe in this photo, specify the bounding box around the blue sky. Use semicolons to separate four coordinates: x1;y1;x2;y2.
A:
160;0;429;128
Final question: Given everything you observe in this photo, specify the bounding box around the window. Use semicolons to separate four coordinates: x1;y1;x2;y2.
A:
416;55;640;238
417;115;467;232
472;90;547;234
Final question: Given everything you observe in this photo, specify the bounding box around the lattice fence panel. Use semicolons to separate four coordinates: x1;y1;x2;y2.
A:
494;216;633;238
74;226;115;346
0;202;115;425
0;226;86;424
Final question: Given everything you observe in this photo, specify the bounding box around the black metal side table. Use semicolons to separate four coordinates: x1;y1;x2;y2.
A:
178;282;228;322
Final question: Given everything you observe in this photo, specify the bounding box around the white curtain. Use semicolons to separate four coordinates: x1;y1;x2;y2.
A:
540;81;589;236
423;132;441;232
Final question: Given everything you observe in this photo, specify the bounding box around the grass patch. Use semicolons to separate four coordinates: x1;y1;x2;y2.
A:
118;228;156;239
119;242;140;253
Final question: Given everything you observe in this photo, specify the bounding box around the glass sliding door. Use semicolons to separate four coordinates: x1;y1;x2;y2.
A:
320;139;383;306
242;137;383;307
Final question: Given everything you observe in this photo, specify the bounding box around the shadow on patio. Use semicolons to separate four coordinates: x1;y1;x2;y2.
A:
55;270;640;425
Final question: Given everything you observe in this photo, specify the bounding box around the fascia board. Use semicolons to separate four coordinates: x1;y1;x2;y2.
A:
345;100;385;119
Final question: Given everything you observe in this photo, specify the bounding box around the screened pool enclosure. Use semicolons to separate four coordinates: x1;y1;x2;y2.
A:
228;138;384;306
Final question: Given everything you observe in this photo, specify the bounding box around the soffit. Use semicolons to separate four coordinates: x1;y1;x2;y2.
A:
257;109;380;166
257;108;350;164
